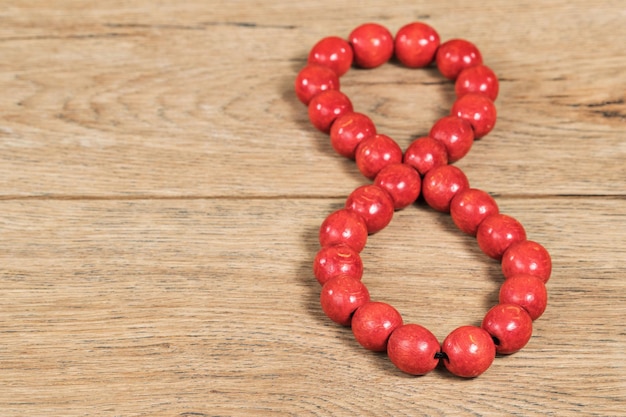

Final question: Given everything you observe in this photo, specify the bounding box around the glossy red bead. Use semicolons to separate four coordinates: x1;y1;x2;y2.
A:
308;90;353;133
294;64;340;105
455;64;499;101
387;324;440;375
320;275;370;326
308;36;354;76
351;301;403;352
429;116;475;163
450;188;500;235
502;240;552;283
345;184;395;234
436;39;483;80
355;134;403;179
476;214;527;260
374;163;421;210
329;112;377;159
348;23;394;69
313;243;364;286
482;303;533;354
422;165;470;212
319;208;368;252
394;22;440;68
442;326;495;378
403;136;449;176
499;274;548;320
451;93;497;138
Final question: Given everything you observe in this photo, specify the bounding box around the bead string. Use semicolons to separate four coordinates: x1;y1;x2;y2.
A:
296;22;551;378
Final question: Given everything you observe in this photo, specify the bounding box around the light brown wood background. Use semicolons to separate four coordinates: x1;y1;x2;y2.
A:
0;1;624;415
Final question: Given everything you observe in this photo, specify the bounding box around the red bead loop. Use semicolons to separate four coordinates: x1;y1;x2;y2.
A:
298;22;551;378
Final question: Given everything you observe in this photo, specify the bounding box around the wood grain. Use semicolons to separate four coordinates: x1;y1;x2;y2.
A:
0;1;624;416
1;1;624;198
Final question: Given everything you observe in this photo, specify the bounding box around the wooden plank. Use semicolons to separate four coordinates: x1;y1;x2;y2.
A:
0;197;623;415
0;1;624;198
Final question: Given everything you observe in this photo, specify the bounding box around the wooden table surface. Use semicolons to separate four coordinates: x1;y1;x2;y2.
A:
1;1;624;415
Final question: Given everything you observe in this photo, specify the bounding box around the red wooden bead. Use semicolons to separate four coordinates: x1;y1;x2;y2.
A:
429;116;475;163
308;90;353;133
403;136;449;176
499;274;548;320
394;22;440;68
387;324;440;375
374;163;421;210
355;134;403;179
455;64;499;101
330;112;377;159
319;208;368;252
308;36;354;77
345;184;395;234
422;165;470;212
320;275;370;326
476;214;527;260
442;325;495;378
436;38;483;80
348;23;394;69
313;243;364;286
294;64;340;105
351;301;403;352
502;240;552;283
482;303;533;354
451;93;497;138
450;188;500;235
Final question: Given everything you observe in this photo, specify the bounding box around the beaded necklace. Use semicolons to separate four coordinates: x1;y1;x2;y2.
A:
296;22;551;377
